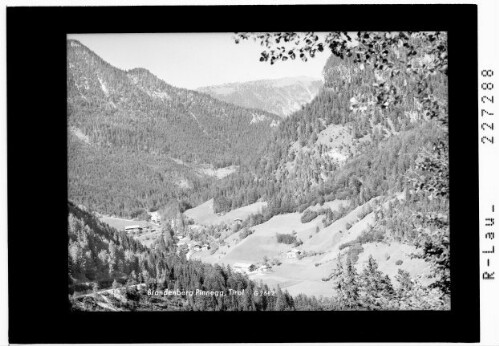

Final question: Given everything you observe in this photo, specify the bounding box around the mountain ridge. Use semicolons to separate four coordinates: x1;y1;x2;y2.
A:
198;76;323;118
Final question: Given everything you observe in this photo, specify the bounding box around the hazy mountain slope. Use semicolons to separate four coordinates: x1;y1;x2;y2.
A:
198;76;322;118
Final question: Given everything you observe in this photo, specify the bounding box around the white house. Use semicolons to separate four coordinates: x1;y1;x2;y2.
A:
257;264;271;273
150;212;161;224
233;263;253;274
286;249;302;259
189;224;203;232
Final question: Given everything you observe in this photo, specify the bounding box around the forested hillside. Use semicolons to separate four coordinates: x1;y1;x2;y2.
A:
207;32;450;306
69;201;318;311
67;39;280;217
212;52;447;216
198;76;322;117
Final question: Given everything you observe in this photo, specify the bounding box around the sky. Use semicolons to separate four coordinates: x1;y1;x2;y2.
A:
68;33;331;90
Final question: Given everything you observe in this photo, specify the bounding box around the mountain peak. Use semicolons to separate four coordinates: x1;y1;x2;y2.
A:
127;67;154;76
68;39;83;48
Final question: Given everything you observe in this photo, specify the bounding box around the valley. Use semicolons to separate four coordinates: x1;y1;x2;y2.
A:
182;193;430;298
99;192;431;300
68;32;450;311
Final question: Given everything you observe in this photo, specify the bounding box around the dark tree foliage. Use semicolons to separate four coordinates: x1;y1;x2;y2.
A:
68;201;147;288
360;256;395;309
300;209;319;223
370;193;450;296
235;31;447;120
331;255;448;310
333;256;361;310
275;233;297;244
238;228;254;240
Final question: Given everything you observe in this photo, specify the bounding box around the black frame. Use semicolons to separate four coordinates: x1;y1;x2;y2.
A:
7;4;479;343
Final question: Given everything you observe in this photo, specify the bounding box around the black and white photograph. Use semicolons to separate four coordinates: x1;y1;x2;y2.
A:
6;3;489;344
67;31;450;312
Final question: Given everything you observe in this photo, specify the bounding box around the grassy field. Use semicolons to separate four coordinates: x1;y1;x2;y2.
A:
188;194;432;298
99;216;153;231
355;242;431;285
184;199;267;226
196;165;239;179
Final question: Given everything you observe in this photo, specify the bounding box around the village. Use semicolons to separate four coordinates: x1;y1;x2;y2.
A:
97;196;406;300
120;206;311;278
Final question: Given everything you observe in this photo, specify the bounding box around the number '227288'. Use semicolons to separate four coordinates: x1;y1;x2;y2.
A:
481;69;494;145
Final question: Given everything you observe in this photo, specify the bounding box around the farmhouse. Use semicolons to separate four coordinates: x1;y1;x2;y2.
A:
257;264;271;273
233;262;253;274
125;225;143;232
150;213;161;224
189;242;202;252
189;224;203;232
188;241;201;249
286;249;302;259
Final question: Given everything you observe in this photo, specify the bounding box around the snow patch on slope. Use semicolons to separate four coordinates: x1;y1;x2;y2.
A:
250;113;267;124
70;126;91;145
98;77;109;96
328;150;348;162
148;90;170;100
197;165;238;179
127;74;171;101
175;178;192;189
